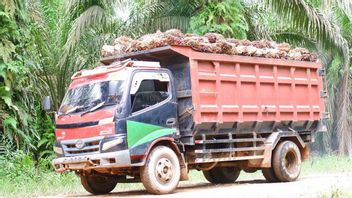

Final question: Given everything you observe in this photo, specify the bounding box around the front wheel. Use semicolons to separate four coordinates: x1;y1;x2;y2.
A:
203;167;241;184
80;173;118;195
140;145;180;194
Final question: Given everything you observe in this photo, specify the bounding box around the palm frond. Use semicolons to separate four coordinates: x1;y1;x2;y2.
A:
126;0;201;36
272;32;318;50
64;5;108;53
335;5;352;42
0;0;16;16
243;2;273;40
267;0;349;64
57;5;110;100
64;0;89;18
336;0;352;24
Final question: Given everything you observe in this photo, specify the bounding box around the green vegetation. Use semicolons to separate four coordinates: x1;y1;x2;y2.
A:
302;155;352;174
0;151;82;197
317;188;352;198
1;0;352;196
189;0;248;38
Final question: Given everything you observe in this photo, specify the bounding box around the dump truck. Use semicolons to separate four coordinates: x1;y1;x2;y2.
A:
44;45;327;195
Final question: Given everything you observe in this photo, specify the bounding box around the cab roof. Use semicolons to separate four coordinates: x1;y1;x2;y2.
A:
68;61;161;89
71;60;161;80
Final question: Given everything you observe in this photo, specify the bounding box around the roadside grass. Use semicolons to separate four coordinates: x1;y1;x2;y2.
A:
0;155;351;197
0;172;82;197
316;187;352;198
301;155;352;174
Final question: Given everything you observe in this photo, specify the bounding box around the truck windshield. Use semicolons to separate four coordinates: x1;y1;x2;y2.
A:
58;80;125;115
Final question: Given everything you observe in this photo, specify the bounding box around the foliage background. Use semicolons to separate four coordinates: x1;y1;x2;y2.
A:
0;0;352;191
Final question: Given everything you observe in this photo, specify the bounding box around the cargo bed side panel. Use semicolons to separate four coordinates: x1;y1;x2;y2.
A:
187;53;324;127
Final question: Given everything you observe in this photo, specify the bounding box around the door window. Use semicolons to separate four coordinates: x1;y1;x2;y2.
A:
130;73;170;113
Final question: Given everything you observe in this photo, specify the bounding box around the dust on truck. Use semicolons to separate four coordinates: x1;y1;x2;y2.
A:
44;45;327;195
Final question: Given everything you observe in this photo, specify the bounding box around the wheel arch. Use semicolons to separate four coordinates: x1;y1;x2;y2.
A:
144;137;188;180
270;132;309;161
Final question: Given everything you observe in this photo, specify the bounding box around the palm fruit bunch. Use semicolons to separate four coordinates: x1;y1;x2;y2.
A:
101;29;318;62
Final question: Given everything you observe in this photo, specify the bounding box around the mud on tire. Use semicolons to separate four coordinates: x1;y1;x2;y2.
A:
272;140;302;182
203;167;241;184
80;173;118;195
262;167;279;182
140;145;181;194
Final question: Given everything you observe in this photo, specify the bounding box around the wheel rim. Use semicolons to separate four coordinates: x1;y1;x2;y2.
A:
155;157;173;184
284;150;298;174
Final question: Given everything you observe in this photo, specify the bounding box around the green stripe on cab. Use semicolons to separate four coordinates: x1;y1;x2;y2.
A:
127;121;175;148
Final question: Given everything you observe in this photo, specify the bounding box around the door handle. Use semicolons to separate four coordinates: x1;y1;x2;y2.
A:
166;118;176;126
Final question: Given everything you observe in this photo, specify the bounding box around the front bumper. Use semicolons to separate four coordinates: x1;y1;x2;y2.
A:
53;149;134;173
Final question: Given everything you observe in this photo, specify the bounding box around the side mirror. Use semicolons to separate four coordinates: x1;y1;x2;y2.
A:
43;96;52;112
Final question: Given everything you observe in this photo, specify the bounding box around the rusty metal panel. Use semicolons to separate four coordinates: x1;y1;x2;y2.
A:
171;46;325;125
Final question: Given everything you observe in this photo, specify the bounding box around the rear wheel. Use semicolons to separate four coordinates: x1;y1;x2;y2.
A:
140;146;180;194
243;168;257;173
272;140;302;182
262;168;279;182
203;167;241;184
80;173;118;195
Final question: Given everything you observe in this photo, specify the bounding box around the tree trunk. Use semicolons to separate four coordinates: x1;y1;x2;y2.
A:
336;63;352;155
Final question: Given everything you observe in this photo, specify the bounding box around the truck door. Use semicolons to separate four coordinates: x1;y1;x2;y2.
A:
126;70;178;152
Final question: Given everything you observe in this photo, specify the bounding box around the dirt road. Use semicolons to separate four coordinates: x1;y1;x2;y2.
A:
61;172;352;198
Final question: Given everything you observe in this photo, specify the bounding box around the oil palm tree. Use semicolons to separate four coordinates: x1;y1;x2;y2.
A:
266;0;352;155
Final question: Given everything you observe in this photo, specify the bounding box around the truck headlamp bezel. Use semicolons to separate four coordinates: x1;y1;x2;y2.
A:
53;146;63;155
102;138;124;151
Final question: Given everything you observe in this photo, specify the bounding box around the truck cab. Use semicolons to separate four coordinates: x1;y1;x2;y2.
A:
53;60;179;165
50;60;184;194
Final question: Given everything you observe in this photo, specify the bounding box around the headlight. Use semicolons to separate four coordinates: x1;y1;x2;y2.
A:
102;138;123;151
53;146;63;155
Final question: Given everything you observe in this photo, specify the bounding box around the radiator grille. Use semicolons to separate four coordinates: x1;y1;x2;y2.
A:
61;137;103;157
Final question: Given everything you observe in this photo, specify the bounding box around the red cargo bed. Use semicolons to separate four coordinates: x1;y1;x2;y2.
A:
101;45;325;134
171;46;324;124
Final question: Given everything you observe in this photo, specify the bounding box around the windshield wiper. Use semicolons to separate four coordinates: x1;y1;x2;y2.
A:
80;101;115;117
58;106;82;118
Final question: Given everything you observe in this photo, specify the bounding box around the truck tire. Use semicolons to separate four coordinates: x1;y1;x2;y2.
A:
272;140;302;182
262;168;279;182
80;174;118;195
243;168;257;173
203;167;241;184
140;145;180;194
